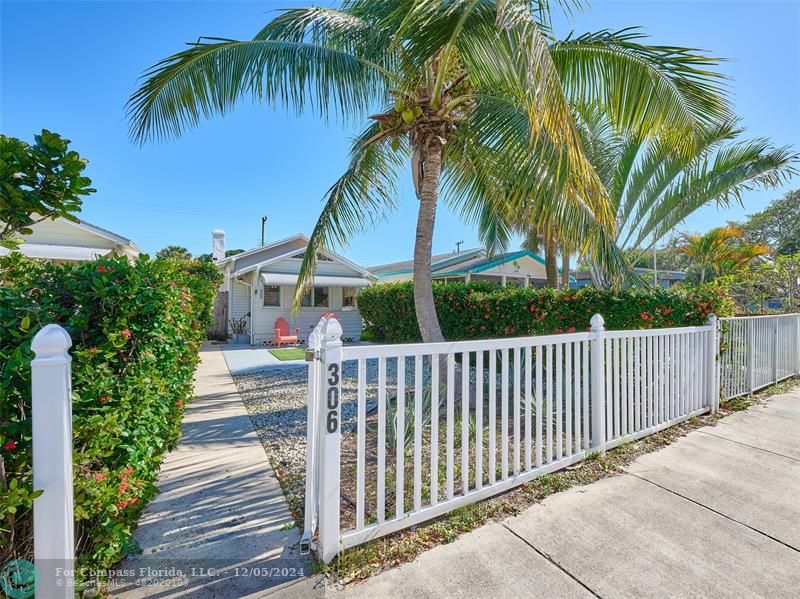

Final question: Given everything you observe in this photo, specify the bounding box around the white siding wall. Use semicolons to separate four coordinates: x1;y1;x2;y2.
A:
230;280;251;333
251;284;363;345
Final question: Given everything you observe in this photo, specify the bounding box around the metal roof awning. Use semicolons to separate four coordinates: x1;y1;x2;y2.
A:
0;244;113;261
260;272;371;287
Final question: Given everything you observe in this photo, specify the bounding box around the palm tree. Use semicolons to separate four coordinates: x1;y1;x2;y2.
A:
156;245;192;260
574;112;797;286
127;2;730;343
680;226;770;282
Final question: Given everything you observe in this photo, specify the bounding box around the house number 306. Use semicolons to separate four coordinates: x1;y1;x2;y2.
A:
326;363;340;433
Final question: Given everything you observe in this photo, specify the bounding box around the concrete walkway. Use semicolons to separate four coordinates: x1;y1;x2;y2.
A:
222;344;305;375
112;345;309;598
305;389;800;599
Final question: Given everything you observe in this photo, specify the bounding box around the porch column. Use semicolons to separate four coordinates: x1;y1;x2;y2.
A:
464;274;471;283
524;275;530;288
501;275;507;287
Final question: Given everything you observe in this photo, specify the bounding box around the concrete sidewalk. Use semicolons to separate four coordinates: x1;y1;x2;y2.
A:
113;345;311;598
317;389;800;599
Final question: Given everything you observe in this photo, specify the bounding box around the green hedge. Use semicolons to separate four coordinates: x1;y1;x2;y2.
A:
358;281;735;343
0;254;221;584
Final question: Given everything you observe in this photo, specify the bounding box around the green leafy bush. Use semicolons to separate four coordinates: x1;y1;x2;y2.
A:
358;281;735;343
0;254;221;583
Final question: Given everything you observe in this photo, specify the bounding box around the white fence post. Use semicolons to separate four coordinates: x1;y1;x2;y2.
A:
772;317;779;384
301;319;325;554
318;317;343;563
31;324;74;598
706;314;719;413
796;314;800;376
590;314;606;454
746;318;755;395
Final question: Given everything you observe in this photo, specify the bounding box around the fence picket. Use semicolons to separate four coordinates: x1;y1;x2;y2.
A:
413;355;423;512
396;357;406;518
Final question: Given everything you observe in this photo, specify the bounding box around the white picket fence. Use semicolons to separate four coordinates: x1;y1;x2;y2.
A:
24;313;800;578
302;313;728;562
718;314;800;400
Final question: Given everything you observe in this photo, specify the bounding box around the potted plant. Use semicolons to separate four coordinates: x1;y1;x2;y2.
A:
229;313;250;344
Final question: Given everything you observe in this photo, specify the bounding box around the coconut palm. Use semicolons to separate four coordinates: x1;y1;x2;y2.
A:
573;112;797;286
127;1;730;342
680;226;771;283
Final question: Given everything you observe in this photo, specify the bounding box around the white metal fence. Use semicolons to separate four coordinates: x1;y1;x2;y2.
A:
302;314;723;562
718;314;800;400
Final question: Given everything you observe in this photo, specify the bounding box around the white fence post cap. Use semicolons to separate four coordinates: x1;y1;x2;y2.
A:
31;324;72;358
706;313;718;324
590;314;605;331
322;317;343;341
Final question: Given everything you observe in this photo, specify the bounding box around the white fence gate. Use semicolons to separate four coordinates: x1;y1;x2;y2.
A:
302;314;725;562
718;314;800;400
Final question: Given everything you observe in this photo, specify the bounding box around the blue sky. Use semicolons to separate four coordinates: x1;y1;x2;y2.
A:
2;1;798;265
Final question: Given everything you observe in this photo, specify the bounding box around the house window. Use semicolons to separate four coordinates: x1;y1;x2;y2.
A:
314;286;329;307
342;287;358;309
263;285;280;307
301;286;329;307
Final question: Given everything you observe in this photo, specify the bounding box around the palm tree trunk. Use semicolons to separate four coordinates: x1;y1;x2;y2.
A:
561;247;570;289
545;234;558;288
413;140;446;343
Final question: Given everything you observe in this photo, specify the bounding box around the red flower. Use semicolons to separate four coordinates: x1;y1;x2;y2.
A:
119;481;130;494
88;347;98;354
113;279;121;285
95;472;108;482
121;466;133;478
3;440;17;451
567;327;576;333
555;328;563;333
100;396;110;403
176;399;183;409
97;265;106;273
663;308;671;315
120;329;132;339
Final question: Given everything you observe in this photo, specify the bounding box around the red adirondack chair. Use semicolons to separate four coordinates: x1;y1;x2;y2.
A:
273;317;299;348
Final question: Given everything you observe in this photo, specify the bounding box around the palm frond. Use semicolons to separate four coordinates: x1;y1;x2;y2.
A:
549;28;731;140
127;38;393;143
293;124;408;310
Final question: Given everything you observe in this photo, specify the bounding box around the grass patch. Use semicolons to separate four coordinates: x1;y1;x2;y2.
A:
269;348;306;361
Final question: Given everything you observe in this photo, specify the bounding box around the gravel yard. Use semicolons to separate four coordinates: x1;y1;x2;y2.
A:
233;360;401;521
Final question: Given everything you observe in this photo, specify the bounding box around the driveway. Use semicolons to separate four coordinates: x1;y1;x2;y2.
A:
273;388;800;598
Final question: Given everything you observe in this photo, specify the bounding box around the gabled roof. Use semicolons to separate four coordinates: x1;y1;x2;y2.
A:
215;233;308;266
369;248;484;277
371;248;559;278
225;234;375;280
74;219;142;254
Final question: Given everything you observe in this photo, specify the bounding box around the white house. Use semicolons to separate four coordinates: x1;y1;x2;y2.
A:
370;247;555;287
0;217;141;263
213;232;375;345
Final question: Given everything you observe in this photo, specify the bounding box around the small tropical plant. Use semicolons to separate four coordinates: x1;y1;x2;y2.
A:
680;226;771;283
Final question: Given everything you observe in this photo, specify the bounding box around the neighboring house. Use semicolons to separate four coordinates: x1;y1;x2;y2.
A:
571;268;686;289
213;232;375;345
370;247;557;287
0;217;141;263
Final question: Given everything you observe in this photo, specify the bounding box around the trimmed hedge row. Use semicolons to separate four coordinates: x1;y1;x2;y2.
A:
358;281;735;343
0;254;221;585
